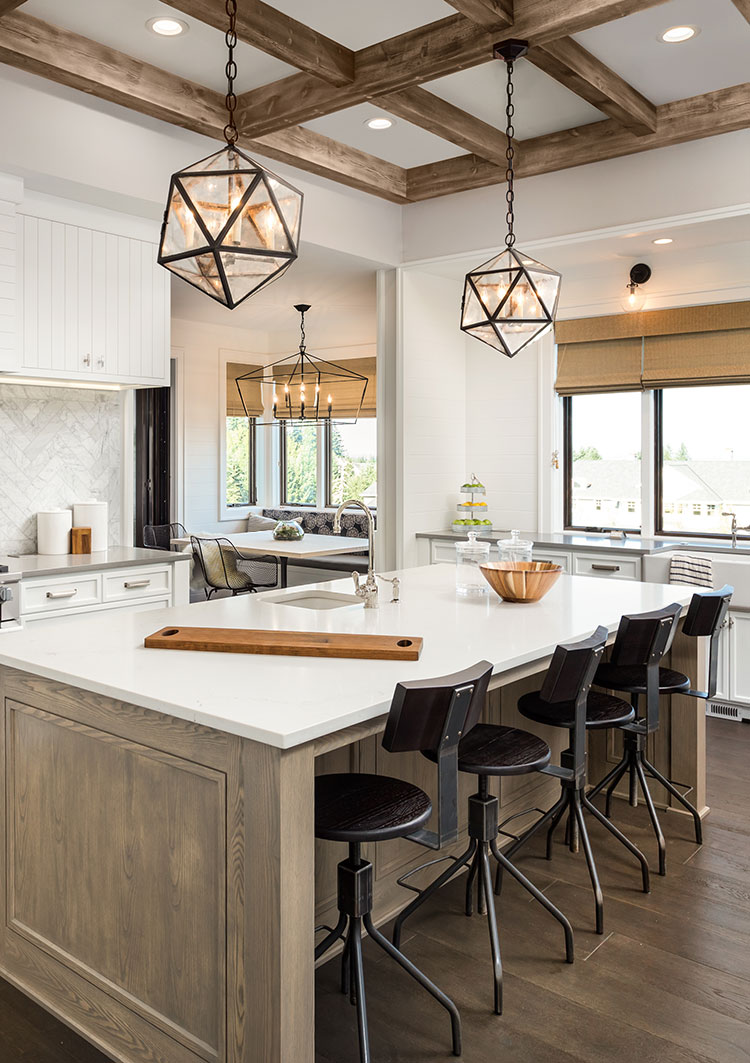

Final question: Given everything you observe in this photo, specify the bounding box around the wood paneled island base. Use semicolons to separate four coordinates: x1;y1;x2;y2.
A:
0;621;701;1062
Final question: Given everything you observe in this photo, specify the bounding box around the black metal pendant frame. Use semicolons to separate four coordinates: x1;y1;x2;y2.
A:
158;144;303;310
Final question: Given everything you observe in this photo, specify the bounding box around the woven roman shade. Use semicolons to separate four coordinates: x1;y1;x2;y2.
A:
555;337;643;395
555;302;750;393
227;361;263;417
326;356;377;418
642;329;750;388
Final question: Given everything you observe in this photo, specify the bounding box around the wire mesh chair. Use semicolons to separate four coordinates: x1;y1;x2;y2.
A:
143;522;188;551
190;536;278;599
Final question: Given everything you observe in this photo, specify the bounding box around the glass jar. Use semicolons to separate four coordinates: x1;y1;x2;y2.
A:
273;519;304;541
456;530;490;596
497;529;533;565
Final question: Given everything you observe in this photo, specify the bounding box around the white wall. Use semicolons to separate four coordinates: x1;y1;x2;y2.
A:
403;132;750;263
398;271;466;567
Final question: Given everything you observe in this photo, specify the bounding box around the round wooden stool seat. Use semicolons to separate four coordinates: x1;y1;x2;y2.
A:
594;661;690;696
315;772;431;843
423;724;551;776
518;689;635;730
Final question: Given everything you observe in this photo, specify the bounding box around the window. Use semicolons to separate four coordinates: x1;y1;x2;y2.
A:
656;384;750;536
281;423;320;505
225;416;256;507
327;419;377;507
564;393;642;530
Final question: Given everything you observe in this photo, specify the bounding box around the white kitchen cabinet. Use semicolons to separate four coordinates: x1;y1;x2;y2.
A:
15;212;169;386
531;548;572;573
728;612;750;705
572;552;641;581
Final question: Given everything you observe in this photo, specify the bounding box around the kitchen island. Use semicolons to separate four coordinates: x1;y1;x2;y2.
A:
0;565;699;1063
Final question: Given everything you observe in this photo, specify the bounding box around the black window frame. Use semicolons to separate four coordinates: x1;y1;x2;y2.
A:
562;393;641;534
225;414;257;509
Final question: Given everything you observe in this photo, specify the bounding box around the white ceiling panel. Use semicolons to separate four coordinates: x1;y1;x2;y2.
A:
574;0;750;105
269;0;454;50
427;58;606;140
303;103;467;168
23;0;297;92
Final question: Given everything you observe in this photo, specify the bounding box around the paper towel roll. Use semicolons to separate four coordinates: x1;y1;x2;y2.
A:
73;501;108;553
37;510;72;555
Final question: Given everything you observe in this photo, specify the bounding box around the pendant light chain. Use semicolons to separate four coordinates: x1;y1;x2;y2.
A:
299;306;306;351
504;56;516;250
224;0;239;146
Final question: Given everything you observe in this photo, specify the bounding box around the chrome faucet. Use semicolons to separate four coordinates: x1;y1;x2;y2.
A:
334;499;379;607
722;512;750;548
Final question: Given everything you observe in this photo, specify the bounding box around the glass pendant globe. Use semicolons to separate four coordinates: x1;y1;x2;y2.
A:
158;144;303;309
621;282;647;313
461;248;561;357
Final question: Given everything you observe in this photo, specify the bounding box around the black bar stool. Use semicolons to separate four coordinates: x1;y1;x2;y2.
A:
315;661;493;1063
392;722;574;1015
499;626;651;935
589;585;732;875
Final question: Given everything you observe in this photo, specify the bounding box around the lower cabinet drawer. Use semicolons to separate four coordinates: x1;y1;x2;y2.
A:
22;575;101;614
532;550;571;574
103;567;171;602
431;541;460;565
572;553;641;581
23;598;172;626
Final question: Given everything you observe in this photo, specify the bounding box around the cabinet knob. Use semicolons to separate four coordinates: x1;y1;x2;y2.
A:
96;356;105;369
83;354;91;366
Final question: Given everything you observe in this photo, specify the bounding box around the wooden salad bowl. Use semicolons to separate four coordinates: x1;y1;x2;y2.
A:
479;560;562;603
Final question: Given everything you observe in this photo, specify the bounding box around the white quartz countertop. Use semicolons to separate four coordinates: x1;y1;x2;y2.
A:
0;547;191;578
0;565;692;749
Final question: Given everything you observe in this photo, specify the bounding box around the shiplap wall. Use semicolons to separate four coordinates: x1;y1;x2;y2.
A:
399;271;466;567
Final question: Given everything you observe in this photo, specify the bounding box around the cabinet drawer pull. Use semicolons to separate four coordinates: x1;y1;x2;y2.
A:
591;564;620;572
46;588;78;600
124;579;151;589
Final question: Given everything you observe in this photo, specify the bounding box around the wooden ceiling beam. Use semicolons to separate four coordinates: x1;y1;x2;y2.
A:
162;0;355;86
406;82;750;200
377;86;510;166
0;0;28;14
236;0;670;138
443;0;513;30
0;13;406;203
529;38;656;135
730;0;750;24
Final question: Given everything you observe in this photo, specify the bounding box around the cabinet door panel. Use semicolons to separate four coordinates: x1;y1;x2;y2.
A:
128;239;142;379
729;613;750;705
104;233;119;376
49;222;66;371
20;215;37;368
36;218;52;369
140;239;154;379
63;224;79;373
77;227;92;373
91;230;106;374
116;236;130;377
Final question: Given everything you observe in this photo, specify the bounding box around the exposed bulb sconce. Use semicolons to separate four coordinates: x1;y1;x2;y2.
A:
621;263;651;312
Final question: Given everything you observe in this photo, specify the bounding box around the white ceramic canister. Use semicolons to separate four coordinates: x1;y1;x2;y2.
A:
73;500;108;552
37;509;73;555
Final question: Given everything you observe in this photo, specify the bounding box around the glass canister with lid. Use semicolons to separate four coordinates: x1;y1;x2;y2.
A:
497;529;533;565
456;529;490;596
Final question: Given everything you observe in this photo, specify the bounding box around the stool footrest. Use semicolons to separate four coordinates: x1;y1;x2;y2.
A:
396;853;464;895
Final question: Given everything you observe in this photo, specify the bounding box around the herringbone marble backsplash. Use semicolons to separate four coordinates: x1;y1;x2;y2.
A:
0;384;121;555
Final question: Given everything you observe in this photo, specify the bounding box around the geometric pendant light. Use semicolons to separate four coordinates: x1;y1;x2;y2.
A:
461;40;561;357
157;1;303;309
235;304;369;425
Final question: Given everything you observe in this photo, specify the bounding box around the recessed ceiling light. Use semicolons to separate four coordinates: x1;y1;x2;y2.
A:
365;117;394;130
653;237;673;245
660;25;699;43
146;16;189;36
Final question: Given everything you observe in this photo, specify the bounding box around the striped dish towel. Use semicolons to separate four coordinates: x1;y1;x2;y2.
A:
669;553;713;588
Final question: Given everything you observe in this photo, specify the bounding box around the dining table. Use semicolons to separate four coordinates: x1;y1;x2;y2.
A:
172;529;367;587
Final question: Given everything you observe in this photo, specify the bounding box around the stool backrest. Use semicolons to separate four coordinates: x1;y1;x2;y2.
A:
539;627;608;785
682;584;733;699
609;602;683;668
383;660;493;755
609;602;683;731
383;660;493;851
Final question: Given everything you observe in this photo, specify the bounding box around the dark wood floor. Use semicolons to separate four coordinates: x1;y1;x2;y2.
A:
2;718;748;1063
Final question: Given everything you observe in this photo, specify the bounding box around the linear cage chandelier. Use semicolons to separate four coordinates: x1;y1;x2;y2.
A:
157;0;303;309
236;304;369;425
461;40;561;358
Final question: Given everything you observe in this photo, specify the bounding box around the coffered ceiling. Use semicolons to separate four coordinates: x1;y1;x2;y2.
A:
2;0;749;203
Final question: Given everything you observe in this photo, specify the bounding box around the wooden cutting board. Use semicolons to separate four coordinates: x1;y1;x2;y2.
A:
144;626;423;661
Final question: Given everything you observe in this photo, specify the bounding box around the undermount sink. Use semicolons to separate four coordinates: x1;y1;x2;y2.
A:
643;550;750;609
262;589;363;611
